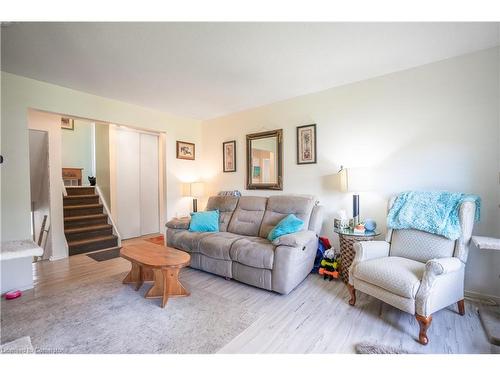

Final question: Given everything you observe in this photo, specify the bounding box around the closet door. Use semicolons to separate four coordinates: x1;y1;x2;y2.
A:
115;129;141;239
139;133;159;235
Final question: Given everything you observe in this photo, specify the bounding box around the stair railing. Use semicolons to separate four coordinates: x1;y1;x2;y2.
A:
94;185;122;246
61;179;68;197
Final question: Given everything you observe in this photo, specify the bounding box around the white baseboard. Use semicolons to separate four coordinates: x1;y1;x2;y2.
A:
465;290;500;305
49;254;67;261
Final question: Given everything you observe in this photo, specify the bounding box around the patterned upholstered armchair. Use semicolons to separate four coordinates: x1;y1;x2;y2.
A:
347;197;476;345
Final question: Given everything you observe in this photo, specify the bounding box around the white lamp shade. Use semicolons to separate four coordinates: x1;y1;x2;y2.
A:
181;183;191;197
182;182;205;198
337;168;349;193
190;182;205;198
336;167;373;193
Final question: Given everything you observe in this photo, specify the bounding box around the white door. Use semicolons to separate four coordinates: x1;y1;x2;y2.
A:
114;128;160;239
139;133;159;235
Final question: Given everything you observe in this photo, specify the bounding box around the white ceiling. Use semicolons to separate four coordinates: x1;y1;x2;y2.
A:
2;22;499;120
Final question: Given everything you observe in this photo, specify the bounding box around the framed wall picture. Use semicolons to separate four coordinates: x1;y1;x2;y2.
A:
176;141;195;160
61;117;74;130
296;124;317;164
223;140;236;172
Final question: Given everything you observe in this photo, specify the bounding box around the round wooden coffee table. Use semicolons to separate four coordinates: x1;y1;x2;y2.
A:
120;242;191;308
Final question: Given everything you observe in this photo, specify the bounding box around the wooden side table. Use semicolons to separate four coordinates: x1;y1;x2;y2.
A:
334;228;381;284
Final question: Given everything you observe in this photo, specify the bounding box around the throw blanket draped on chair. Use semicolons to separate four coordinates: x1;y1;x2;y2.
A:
387;191;480;240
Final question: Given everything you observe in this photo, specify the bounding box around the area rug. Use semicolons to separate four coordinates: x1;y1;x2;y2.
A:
86;247;121;262
144;235;165;246
0;273;257;354
355;342;417;354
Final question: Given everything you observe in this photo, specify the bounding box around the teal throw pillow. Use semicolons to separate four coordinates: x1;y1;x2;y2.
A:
267;214;304;241
189;210;219;232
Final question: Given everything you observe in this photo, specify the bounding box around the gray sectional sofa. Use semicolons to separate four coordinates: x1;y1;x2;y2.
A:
166;195;323;294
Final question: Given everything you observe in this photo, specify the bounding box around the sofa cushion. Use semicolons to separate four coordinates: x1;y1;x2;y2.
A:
206;196;239;232
259;195;315;238
230;237;275;269
227;196;267;237
267;214;304;241
353;256;425;299
198;232;243;260
168;230;215;253
390;229;455;263
189;210;219;232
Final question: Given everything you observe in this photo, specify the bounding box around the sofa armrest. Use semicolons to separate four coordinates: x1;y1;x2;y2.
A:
272;232;319;294
165;217;190;230
308;205;324;235
272;230;317;248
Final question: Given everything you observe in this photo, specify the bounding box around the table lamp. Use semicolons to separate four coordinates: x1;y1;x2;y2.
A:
337;166;372;226
182;182;205;212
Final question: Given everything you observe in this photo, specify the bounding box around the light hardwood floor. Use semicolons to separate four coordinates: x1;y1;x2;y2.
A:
27;238;496;354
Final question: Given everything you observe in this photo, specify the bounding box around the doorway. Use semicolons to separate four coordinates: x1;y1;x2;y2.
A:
29;129;51;260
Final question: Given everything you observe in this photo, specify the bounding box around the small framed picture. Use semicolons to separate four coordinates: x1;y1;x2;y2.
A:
223;140;236;172
61;117;74;130
296;124;317;164
176;141;195;160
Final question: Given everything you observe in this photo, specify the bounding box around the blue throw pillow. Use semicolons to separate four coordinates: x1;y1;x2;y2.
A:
267;214;304;241
189;210;219;232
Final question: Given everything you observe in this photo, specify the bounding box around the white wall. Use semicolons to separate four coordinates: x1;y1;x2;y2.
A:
95;122;111;206
1;72;202;249
61;119;93;184
201;47;500;299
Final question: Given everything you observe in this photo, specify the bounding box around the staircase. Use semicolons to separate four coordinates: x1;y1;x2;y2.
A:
63;186;119;255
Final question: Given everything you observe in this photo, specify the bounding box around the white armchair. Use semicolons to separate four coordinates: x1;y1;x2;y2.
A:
347;198;476;345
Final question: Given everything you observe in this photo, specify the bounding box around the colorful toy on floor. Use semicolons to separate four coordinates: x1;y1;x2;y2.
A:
312;236;332;273
318;248;339;281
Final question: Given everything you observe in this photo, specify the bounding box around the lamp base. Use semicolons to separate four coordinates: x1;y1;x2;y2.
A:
353;194;360;226
193;198;198;213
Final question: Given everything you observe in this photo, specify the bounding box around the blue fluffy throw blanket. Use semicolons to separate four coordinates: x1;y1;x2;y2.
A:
387;191;481;240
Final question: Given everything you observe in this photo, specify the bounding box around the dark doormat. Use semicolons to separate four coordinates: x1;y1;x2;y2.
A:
87;247;121;262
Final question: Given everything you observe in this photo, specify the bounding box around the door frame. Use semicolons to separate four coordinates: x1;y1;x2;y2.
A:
28;128;52;260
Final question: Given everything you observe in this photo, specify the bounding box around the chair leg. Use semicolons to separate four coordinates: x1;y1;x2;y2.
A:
457;299;465;316
347;284;356;306
415;314;432;345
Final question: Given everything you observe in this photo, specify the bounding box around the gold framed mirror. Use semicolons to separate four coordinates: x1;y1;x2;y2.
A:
246;129;283;190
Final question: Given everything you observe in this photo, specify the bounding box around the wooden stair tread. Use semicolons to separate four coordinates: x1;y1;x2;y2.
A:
63;203;103;210
68;235;117;247
63;194;99;199
65;224;112;234
64;213;107;222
